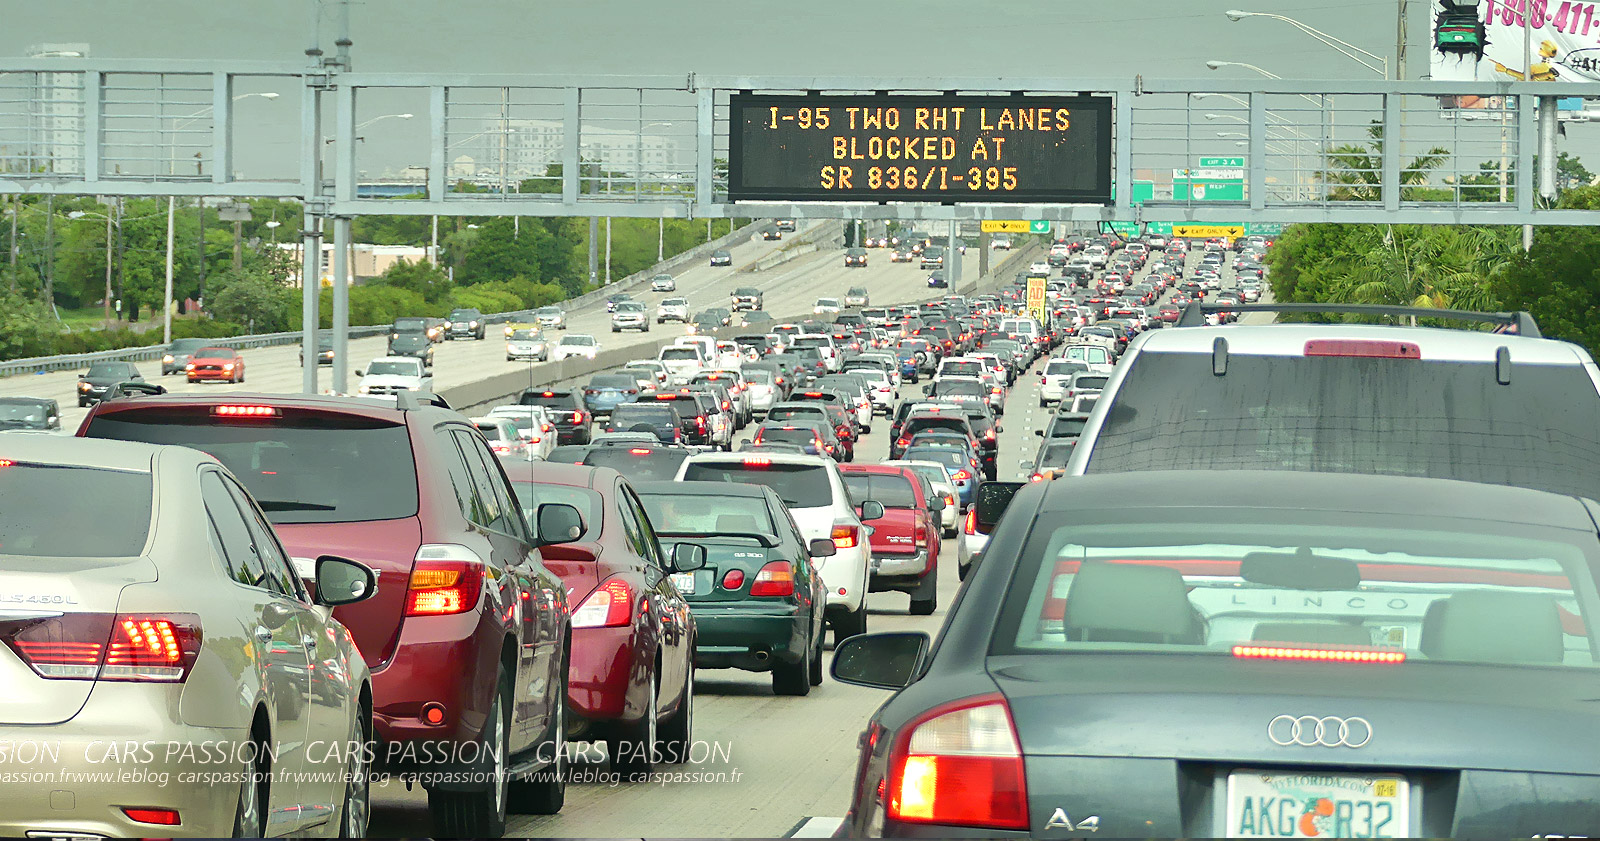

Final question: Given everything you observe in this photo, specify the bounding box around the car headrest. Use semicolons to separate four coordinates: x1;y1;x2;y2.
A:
716;515;763;534
1252;622;1373;647
1424;591;1564;664
1062;562;1204;645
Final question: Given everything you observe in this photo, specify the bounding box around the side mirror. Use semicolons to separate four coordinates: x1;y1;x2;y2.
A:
535;502;584;546
975;481;1025;534
859;499;885;521
354;369;365;377
930;495;947;512
1034;428;1045;436
831;631;930;689
669;542;707;573
996;424;1005;433
808;537;837;557
314;556;378;607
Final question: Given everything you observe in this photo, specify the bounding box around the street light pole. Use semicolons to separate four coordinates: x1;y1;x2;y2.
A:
163;196;175;344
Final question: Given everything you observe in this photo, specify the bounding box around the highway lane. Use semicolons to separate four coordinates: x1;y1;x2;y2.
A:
1;221;1018;429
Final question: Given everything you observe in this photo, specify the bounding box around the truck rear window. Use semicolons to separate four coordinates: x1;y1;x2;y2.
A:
842;472;918;509
1087;353;1600;499
682;461;832;509
82;410;419;525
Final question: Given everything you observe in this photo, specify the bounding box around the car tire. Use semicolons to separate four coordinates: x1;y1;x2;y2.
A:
808;627;824;686
427;666;510;837
1039;398;1048;408
509;665;567;814
772;644;811;696
656;667;693;763
609;672;658;778
909;573;938;616
231;729;269;838
832;603;867;645
338;702;372;836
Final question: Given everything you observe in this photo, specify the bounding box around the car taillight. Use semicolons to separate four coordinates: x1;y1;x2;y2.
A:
914;521;928;547
0;612;202;682
721;569;746;590
953;470;972;481
1030;473;1044;482
572;579;634;628
405;546;485;616
749;561;795;597
572;411;586;423
832;524;860;549
696;416;706;430
887;694;1028;830
896;437;911;450
984;430;996;441
964;506;978;534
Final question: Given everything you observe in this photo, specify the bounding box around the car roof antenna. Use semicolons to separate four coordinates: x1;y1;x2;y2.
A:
1212;336;1229;377
1495;345;1512;385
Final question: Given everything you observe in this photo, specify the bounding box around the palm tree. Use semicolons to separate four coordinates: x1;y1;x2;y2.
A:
1335;225;1518;321
1324;123;1452;203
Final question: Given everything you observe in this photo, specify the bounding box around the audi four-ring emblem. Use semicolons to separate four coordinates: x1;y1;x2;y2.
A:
1267;715;1372;748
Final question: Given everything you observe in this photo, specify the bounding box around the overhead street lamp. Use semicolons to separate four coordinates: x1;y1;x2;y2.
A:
1225;10;1389;78
1205;60;1280;79
357;113;413;130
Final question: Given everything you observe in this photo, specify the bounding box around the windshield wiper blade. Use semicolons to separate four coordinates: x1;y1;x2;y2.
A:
256;500;338;511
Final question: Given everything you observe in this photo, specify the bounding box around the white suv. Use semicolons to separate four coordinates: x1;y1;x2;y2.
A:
552;333;601;361
676;451;883;641
657;297;690;323
356;356;432;396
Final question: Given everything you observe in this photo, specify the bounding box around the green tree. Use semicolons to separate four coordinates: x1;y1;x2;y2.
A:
207;270;298;333
1322;123;1451;202
372;257;453;304
1494;185;1600;354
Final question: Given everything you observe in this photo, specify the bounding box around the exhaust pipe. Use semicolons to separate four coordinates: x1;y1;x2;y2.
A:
752;649;771;663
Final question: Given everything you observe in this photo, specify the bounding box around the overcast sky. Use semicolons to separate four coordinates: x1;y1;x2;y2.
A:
6;0;1595;186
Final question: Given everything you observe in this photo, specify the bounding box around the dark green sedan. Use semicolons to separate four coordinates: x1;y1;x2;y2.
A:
636;481;833;696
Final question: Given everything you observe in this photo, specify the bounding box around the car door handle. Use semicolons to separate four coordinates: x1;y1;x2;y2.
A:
254;627;273;643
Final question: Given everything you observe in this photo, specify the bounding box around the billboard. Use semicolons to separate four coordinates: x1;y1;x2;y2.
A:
727;94;1114;203
1431;0;1600;83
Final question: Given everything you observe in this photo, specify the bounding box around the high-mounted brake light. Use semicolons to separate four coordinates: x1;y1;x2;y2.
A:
0;459;12;468
1304;339;1421;359
743;457;772;467
213;405;280;418
1232;645;1406;664
629;448;652;455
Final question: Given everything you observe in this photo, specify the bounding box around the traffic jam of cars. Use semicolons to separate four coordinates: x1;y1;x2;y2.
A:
5;225;1600;839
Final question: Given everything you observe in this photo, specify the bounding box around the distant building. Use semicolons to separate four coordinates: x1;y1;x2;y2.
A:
448;120;684;181
275;243;433;288
21;43;89;175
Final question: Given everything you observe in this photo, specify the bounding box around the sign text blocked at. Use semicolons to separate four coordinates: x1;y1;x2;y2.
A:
728;94;1113;203
981;220;1030;233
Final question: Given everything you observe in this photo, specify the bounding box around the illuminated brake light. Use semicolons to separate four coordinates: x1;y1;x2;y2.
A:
749;561;795;597
573;579;634;628
2;612;201;682
1303;339;1422;359
832;524;860;549
743;457;772;467
952;470;972;481
213;405;280;418
0;459;11;468
405;548;485;616
888;694;1028;830
1232;645;1406;664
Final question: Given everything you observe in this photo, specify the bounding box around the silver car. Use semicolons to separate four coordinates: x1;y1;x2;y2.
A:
0;436;379;838
611;301;650;333
535;306;567;329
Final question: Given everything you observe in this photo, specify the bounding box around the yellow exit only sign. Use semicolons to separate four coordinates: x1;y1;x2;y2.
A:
981;220;1031;233
1172;224;1245;238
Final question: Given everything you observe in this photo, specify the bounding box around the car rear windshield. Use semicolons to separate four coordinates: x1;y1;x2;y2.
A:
1038;442;1077;465
681;461;833;508
1047;360;1087;376
503;479;600;540
842;472;918;508
1087;353;1600;499
81;410;419;525
933;380;985;396
639;492;774;536
611;404;674;423
589;375;636;389
521;392;579;410
941;361;984;377
474;422;508;441
583;448;690;482
792;336;831;349
759;427;819;445
661;347;699;361
1072;375;1110;390
0;464;152;557
1049;415;1090;437
903;448;967;468
767;406;826;422
992;510;1600;670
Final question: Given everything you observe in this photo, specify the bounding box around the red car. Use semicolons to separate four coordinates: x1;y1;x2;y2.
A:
499;460;699;775
841;464;942;616
185;346;245;383
78;393;572;834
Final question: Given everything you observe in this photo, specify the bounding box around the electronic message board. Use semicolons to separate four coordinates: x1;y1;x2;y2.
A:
728;94;1113;204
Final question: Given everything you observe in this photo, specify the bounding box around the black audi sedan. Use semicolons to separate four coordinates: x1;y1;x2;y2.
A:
833;470;1600;838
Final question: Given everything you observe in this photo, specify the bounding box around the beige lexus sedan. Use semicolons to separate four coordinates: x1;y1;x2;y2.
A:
0;436;378;838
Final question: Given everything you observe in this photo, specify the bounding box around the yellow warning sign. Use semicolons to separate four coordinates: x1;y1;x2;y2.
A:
1172;224;1245;238
981;220;1030;233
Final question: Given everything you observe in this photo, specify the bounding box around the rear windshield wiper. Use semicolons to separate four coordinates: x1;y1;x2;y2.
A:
257;500;338;511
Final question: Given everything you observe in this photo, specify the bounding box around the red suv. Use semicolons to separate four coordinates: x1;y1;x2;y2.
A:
77;392;573;835
841;464;942;615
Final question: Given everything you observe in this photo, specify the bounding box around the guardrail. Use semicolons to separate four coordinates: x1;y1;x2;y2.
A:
0;219;773;380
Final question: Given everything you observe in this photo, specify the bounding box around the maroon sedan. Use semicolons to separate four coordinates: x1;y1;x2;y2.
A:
500;460;699;775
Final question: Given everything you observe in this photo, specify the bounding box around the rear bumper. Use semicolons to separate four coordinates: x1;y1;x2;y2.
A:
370;610;501;765
870;548;931;582
691;602;806;669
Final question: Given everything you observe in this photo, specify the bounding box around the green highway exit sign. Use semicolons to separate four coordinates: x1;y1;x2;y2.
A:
1030;220;1050;234
1199;157;1245;168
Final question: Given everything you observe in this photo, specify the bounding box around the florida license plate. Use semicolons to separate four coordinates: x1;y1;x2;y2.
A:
669;572;696;595
1225;771;1408;838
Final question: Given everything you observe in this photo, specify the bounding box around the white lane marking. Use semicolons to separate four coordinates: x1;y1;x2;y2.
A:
787;816;846;837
